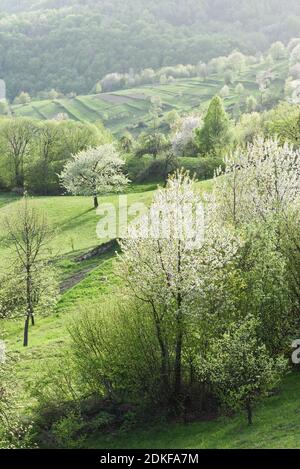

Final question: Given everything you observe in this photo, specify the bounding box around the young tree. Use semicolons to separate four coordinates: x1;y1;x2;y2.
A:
195;96;231;157
219;85;230;98
234;112;265;145
119;171;239;409
227;51;245;74
35;121;63;195
171;115;202;157
61;121;108;156
246;95;257;112
59;144;129;208
2;196;58;346
269;41;286;61
265;102;300;145
119;132;134;153
164;110;180;130
235;83;245;96
134;132;170;159
215;138;300;350
1;117;38;188
13;92;31;105
256;70;275;105
206;316;287;425
133;95;166;160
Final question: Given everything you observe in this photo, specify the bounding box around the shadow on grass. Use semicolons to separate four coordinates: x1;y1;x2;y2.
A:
0;192;20;209
57;207;95;233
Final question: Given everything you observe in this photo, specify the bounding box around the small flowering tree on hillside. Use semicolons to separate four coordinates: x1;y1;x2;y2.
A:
118;171;240;406
59;144;129;208
171;115;202;157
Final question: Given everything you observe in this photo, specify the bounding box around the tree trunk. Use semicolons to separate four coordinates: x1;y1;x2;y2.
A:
42;159;49;196
174;330;183;397
26;268;34;322
15;165;23;188
23;315;29;347
246;401;253;425
151;303;170;400
174;242;183;408
94;196;99;209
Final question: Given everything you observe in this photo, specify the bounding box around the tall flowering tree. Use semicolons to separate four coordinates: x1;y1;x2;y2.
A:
214;138;300;343
215;138;300;226
59;144;129;208
118;171;240;404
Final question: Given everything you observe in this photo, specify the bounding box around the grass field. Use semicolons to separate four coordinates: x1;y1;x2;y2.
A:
85;372;300;449
11;59;288;136
1;177;300;449
0;180;211;402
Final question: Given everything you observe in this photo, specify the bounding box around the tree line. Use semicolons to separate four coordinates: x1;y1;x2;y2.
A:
0;118;111;195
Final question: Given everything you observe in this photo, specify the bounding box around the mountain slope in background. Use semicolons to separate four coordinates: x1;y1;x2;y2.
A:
0;0;299;98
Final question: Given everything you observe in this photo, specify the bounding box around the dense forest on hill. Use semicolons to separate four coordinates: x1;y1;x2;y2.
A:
1;0;300;99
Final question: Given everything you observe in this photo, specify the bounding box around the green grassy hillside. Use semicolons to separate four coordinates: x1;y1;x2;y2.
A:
1;179;300;449
11;59;288;135
0;180;211;401
85;372;300;449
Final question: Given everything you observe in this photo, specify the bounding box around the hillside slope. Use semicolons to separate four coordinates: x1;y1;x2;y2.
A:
1;180;300;449
0;0;299;99
85;372;300;449
11;59;288;135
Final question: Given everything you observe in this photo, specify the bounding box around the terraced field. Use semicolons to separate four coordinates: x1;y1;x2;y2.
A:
11;59;288;136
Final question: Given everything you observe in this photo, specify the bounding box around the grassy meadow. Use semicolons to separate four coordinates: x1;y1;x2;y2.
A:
1;177;300;448
0;180;211;404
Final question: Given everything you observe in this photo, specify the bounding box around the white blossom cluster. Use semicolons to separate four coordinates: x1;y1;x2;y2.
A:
59;144;129;196
124;171;205;248
118;171;240;315
215;138;300;225
171;115;202;156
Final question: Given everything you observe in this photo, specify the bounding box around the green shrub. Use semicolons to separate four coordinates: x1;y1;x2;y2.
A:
51;412;85;449
69;299;163;408
126;154;222;183
179;156;223;180
85;412;115;432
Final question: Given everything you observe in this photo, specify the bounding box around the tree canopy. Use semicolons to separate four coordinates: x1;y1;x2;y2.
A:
1;0;300;99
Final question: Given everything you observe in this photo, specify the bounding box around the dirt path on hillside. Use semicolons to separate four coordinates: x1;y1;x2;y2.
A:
60;239;118;293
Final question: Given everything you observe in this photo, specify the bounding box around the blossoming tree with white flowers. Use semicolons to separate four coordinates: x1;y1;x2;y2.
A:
214;138;300;227
59;144;129;208
118;170;240;406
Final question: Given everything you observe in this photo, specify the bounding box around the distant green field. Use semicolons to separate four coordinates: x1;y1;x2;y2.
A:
11;59;288;136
